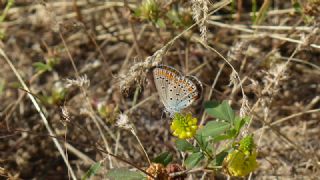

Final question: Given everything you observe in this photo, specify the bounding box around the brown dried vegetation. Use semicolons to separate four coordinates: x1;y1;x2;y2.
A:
0;0;319;179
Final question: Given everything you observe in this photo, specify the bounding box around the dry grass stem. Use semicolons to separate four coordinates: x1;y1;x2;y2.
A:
0;48;77;180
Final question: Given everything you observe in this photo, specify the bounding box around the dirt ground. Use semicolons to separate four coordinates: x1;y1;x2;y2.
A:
0;0;320;179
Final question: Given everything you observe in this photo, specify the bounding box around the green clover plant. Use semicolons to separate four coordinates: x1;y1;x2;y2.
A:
91;101;258;179
167;100;258;177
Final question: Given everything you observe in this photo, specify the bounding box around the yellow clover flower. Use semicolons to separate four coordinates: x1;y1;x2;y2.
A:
224;135;258;177
170;113;198;139
239;134;256;155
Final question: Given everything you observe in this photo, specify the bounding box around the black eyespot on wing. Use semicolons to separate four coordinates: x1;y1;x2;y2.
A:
153;65;203;100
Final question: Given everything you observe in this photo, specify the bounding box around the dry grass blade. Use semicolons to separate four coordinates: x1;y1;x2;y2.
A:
208;21;320;49
0;48;77;180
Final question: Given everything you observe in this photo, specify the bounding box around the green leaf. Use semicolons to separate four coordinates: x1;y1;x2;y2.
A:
0;30;5;39
213;151;228;166
212;134;234;142
198;121;230;138
292;1;301;13
134;8;141;18
204;101;235;122
194;134;207;150
185;152;204;169
106;168;146;180
152;152;172;166
0;79;5;95
175;139;197;152
155;18;166;28
82;162;101;180
166;9;182;27
231;0;236;13
33;62;52;72
234;116;250;134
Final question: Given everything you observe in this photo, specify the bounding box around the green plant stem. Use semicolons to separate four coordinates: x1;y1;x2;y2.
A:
194;137;214;161
0;0;14;22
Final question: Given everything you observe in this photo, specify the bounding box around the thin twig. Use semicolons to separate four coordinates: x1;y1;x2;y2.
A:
196;38;246;106
248;47;300;127
130;129;151;165
254;108;320;133
59;31;114;168
208;20;320;49
123;0;142;58
199;63;226;126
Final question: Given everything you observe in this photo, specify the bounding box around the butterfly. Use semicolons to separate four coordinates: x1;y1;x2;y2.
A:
153;65;203;117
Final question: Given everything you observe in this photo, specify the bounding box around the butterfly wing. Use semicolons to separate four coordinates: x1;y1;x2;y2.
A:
153;65;182;114
153;65;203;115
153;66;175;111
172;75;202;111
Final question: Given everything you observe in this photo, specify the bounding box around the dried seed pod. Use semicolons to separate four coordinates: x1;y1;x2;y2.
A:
146;163;169;180
166;163;186;180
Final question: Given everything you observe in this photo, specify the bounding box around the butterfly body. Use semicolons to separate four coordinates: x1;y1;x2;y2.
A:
153;65;202;117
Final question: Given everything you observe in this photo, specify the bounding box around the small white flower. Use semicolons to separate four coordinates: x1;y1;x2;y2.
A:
116;114;133;130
